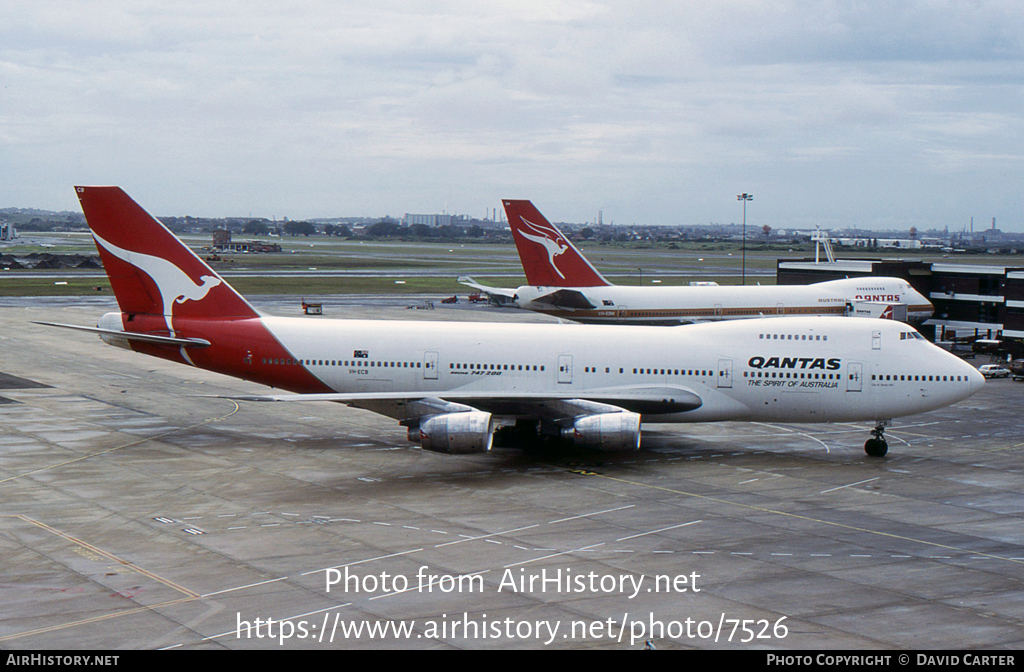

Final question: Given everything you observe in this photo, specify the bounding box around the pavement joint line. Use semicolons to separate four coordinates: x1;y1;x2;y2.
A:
202;602;354;641
580;471;1024;567
503;543;606;568
200;576;289;598
0;400;240;485
615;519;701;542
300;548;425;576
820;477;880;494
368;569;490;602
0;594;201;643
0;514;198;598
548;504;635;524
0;516;312;643
435;523;540;548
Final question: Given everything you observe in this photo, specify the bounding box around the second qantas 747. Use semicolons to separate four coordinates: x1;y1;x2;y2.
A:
461;200;934;326
41;187;981;459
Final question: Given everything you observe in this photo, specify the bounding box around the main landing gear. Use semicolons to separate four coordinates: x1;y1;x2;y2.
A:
864;422;889;457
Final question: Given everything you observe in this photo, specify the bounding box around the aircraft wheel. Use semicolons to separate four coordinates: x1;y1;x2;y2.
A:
864;438;888;457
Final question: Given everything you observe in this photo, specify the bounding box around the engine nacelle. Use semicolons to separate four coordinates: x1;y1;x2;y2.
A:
412;411;494;455
97;312;132;350
563;412;641;451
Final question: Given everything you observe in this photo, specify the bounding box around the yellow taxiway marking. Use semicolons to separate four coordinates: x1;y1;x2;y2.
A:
1;514;199;598
0;400;243;642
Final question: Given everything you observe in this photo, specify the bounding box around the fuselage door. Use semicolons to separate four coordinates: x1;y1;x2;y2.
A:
558;354;573;384
424;351;438;380
777;303;785;315
846;362;863;392
617;306;627;320
717;359;733;388
872;330;882;350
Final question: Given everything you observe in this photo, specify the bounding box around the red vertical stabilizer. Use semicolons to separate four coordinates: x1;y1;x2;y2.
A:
502;200;610;288
75;186;259;326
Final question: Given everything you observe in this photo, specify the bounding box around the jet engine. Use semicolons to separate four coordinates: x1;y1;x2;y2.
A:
97;312;132;350
411;411;495;455
562;412;641;451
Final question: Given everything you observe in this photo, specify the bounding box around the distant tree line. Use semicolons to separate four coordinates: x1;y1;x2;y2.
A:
243;220;270;235
363;221;485;240
233;218;494;240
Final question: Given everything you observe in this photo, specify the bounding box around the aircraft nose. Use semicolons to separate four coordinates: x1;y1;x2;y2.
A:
966;362;983;393
912;288;934;318
967;362;986;394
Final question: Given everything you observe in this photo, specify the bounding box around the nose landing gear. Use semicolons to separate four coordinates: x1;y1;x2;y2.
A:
864;422;889;457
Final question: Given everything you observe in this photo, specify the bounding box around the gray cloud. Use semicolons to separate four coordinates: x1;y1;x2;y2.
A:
0;0;1021;229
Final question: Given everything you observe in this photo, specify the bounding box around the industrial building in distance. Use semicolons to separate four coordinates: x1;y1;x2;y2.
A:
211;229;282;253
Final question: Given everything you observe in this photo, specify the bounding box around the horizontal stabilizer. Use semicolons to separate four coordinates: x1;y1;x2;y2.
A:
33;321;211;347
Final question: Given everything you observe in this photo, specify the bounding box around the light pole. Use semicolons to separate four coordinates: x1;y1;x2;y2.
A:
737;193;753;285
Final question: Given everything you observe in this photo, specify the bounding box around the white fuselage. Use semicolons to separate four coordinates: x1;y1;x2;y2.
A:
259;315;980;425
513;277;933;325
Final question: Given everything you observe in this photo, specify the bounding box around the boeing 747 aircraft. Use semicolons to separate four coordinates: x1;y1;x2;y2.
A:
40;187;979;458
460;200;933;326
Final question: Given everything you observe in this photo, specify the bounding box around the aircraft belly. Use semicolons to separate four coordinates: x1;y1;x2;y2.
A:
775;390;823;422
647;391;747;422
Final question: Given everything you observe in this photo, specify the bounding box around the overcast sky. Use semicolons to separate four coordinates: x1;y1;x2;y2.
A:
2;1;1022;231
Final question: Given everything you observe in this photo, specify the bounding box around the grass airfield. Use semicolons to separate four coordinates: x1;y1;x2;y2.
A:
3;231;1021;297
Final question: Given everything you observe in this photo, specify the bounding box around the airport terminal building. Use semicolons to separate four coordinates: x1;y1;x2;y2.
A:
777;259;1024;343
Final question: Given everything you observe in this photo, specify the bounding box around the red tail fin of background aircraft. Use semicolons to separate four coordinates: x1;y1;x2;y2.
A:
75;186;259;324
501;200;610;288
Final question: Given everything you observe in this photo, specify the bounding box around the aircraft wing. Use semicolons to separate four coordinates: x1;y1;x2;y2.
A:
213;384;703;422
456;276;518;300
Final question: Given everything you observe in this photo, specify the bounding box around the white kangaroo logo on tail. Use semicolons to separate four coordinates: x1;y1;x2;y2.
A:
516;217;569;280
92;231;222;336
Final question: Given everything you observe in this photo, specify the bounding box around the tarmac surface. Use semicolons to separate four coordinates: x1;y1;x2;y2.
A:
1;297;1022;650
